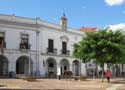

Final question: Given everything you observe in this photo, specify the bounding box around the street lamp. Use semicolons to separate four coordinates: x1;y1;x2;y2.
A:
36;30;40;76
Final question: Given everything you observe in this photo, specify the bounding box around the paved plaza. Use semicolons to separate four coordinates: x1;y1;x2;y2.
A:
0;78;125;90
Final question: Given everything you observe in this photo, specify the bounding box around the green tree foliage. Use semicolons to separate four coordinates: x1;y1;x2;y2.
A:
73;29;125;82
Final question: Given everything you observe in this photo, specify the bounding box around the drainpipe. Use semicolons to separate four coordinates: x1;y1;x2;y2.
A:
28;50;31;76
28;43;31;76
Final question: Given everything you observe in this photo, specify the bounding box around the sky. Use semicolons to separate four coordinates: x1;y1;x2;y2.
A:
0;0;125;29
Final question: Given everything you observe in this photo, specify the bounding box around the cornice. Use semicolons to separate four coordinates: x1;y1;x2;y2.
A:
41;25;84;36
0;20;41;28
0;14;84;36
0;23;40;32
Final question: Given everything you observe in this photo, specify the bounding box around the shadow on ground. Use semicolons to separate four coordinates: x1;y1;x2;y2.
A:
0;85;7;87
111;80;125;84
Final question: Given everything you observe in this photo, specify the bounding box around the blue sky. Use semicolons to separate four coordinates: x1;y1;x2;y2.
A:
0;0;125;29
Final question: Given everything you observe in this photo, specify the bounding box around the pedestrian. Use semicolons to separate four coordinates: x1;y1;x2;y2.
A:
106;69;111;83
57;67;61;80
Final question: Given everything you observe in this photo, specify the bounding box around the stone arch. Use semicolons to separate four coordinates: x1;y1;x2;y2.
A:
60;59;70;75
0;55;8;76
16;55;33;76
46;57;57;78
73;60;80;76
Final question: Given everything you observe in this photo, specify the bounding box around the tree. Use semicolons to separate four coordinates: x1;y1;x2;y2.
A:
73;29;125;82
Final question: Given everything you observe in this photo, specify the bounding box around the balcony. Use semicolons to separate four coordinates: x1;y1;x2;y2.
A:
0;42;6;48
20;43;30;50
61;50;70;55
46;48;57;54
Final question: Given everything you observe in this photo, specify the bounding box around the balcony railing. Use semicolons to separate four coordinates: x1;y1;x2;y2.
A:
46;48;57;54
0;42;6;48
61;50;70;55
20;43;30;50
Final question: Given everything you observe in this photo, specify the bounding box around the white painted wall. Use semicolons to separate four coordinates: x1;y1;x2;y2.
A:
41;27;83;55
1;27;38;51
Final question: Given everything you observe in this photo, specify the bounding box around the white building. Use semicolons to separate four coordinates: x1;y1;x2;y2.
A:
0;14;86;78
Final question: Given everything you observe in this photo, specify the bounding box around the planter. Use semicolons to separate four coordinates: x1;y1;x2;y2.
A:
23;77;37;82
80;76;87;81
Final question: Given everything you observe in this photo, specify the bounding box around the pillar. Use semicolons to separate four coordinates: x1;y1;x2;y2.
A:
81;63;87;76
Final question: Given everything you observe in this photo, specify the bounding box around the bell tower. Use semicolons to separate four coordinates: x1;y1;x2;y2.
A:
60;13;67;31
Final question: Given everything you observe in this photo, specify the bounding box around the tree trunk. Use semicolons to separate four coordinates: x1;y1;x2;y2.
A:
101;64;104;83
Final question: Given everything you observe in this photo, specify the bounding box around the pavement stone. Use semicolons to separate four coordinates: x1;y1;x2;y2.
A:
116;80;125;90
0;78;124;90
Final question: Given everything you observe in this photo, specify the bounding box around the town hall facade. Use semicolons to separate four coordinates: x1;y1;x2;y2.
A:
0;14;86;78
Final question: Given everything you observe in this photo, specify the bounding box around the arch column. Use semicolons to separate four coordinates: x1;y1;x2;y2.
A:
69;64;72;71
57;64;61;78
8;61;16;72
81;63;87;76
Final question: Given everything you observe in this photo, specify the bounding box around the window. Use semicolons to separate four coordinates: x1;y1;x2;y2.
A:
20;34;29;49
64;66;67;70
62;41;67;54
89;64;92;67
48;39;54;52
0;32;6;48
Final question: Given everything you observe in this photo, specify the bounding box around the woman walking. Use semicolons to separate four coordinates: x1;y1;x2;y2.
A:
106;69;111;83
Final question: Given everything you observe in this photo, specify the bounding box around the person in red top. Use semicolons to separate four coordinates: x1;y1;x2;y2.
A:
106;69;111;83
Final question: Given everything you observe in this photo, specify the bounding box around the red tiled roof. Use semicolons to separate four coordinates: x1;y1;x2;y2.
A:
79;27;99;32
